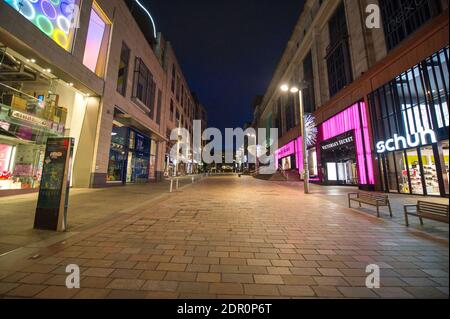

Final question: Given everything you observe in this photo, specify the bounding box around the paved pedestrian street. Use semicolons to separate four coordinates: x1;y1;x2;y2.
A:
0;175;448;299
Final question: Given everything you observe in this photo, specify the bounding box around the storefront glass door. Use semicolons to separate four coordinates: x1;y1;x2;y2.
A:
421;145;440;195
395;151;410;194
405;148;424;195
439;141;449;195
126;151;134;183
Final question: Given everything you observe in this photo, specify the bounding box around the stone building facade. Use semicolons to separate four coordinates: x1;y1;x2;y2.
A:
0;0;206;195
255;0;449;197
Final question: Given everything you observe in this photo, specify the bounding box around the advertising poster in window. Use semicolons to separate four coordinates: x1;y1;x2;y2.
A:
34;138;74;231
282;157;292;170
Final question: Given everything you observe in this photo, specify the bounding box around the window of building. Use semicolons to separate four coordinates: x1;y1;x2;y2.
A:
326;2;352;97
83;2;111;77
171;65;176;93
181;85;185;107
303;51;316;113
284;95;295;132
274;99;282;138
379;0;442;51
170;99;174;121
117;42;130;96
176;76;181;101
156;89;162;125
132;57;156;117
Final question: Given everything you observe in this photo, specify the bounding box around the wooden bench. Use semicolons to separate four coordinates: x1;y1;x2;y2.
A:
348;192;393;218
404;201;449;226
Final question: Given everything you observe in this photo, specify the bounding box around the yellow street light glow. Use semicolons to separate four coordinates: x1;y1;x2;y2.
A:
290;87;299;93
280;84;289;92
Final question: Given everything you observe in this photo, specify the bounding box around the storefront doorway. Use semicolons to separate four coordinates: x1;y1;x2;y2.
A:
320;131;358;185
107;124;152;185
0;45;94;193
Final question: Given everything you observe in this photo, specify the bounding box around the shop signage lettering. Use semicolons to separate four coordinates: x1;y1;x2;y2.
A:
376;129;437;153
10;110;64;134
11;110;52;129
321;136;354;151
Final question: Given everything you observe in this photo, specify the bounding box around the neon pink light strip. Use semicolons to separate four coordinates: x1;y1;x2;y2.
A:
319;102;374;185
275;140;295;166
274;102;374;185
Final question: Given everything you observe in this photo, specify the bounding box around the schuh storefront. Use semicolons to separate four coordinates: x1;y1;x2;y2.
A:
368;47;449;197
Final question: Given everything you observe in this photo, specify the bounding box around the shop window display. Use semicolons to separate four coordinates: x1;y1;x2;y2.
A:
395;150;410;194
384;153;399;193
107;119;151;184
0;47;90;192
369;47;449;197
421;145;440;196
405;148;424;195
438;141;449;195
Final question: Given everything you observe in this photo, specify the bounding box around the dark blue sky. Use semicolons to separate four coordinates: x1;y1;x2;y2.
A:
142;0;304;131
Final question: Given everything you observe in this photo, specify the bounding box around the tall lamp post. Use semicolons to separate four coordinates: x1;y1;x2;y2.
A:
280;82;310;194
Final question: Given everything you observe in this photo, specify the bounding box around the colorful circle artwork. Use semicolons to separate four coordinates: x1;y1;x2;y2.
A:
4;0;80;52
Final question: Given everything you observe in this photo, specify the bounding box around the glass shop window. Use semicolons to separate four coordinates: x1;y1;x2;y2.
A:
439;140;449;195
421;145;440;196
117;42;130;96
83;2;111;77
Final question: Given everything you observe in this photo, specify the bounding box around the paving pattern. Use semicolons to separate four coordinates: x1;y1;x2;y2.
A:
0;175;448;299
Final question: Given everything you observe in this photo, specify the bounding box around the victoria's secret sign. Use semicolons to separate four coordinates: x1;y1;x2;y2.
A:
321;131;354;151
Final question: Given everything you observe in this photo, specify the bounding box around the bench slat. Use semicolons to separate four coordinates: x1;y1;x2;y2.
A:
418;201;449;217
417;212;449;223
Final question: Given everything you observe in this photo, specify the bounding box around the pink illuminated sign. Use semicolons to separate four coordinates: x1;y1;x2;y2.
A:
274;102;374;185
318;102;374;185
275;141;295;159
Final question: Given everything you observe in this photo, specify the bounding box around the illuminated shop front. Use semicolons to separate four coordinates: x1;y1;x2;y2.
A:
107;109;158;185
275;141;297;171
274;102;374;189
3;0;81;52
368;47;449;197
316;102;374;189
0;46;93;192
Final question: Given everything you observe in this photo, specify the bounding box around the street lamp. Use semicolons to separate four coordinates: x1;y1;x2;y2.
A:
280;81;310;194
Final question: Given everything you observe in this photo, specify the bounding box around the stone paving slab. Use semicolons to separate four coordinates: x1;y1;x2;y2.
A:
0;175;448;299
0;177;197;255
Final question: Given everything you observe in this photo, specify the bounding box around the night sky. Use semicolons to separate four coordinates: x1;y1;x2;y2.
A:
141;0;305;132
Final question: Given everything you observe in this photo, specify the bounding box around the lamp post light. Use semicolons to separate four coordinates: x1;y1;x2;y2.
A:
280;81;310;194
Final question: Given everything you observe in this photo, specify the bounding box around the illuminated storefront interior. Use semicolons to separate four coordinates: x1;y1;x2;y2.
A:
0;46;93;192
107;108;158;184
3;0;81;52
274;102;374;188
369;47;449;197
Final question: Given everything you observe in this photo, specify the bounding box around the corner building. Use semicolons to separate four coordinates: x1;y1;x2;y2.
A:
255;0;449;197
0;0;206;195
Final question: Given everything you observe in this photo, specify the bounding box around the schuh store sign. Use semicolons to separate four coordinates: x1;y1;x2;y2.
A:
376;129;437;153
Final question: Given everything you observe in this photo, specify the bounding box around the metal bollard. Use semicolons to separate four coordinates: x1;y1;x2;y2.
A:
176;178;179;190
170;179;173;193
192;176;195;183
